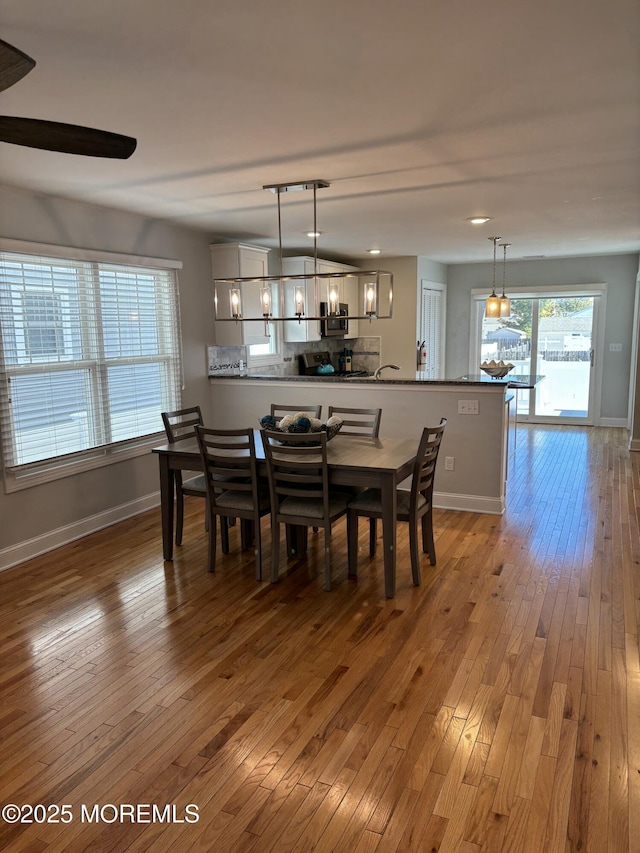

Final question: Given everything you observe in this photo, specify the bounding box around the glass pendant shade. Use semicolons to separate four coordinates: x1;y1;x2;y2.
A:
364;282;377;317
260;283;273;318
485;294;501;318
499;296;511;318
229;287;242;319
484;236;502;319
327;281;340;314
294;285;305;318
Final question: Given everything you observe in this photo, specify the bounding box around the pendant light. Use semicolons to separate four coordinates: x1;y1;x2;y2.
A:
212;180;394;322
499;241;511;318
485;236;502;318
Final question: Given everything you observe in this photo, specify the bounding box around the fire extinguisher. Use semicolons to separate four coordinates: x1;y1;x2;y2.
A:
419;341;427;367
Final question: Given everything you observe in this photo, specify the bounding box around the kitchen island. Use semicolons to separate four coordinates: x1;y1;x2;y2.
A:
209;373;515;513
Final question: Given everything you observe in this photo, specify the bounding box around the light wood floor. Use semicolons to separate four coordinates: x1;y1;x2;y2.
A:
1;424;638;852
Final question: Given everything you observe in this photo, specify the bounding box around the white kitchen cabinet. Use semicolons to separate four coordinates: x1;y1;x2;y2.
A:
281;256;359;342
210;243;271;347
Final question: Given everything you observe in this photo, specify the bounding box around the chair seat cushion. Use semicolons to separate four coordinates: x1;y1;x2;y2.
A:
279;492;350;519
183;473;206;492
215;488;270;512
348;488;427;516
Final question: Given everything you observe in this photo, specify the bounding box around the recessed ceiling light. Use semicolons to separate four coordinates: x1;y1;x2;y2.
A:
306;230;322;238
368;248;381;255
467;217;491;225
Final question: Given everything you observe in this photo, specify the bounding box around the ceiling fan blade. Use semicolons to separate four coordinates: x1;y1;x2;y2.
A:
0;39;36;92
0;116;137;158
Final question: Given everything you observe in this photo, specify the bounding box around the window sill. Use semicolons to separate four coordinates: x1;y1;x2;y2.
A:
4;433;164;493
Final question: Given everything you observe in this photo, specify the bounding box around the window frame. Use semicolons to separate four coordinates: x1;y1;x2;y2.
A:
0;239;183;493
246;319;284;368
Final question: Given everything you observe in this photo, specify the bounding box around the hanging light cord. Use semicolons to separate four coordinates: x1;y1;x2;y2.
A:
490;236;500;296
501;242;510;297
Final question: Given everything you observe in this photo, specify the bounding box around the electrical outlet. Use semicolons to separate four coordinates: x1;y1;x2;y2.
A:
458;400;479;415
444;456;455;471
609;343;622;352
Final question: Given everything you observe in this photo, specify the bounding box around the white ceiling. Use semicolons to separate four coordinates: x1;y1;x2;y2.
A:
2;0;639;263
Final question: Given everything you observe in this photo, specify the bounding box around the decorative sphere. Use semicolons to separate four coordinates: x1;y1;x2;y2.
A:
291;416;311;433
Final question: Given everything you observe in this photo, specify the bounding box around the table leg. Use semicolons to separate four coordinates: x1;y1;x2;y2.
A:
380;471;397;598
159;456;175;561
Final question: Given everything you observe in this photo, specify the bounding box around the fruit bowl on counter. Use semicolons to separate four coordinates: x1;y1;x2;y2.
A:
480;360;515;379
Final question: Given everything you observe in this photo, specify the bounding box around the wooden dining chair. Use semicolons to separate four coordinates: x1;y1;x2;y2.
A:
347;418;447;586
270;403;322;420
262;430;351;591
195;426;270;580
328;405;382;551
161;406;211;547
327;405;382;437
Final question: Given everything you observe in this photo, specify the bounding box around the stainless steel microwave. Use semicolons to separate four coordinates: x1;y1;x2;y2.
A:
320;302;348;336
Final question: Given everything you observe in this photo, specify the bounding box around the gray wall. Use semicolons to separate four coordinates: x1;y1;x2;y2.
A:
0;185;213;556
445;254;640;420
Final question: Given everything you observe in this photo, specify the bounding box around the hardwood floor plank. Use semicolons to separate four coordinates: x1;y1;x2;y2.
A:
1;424;638;851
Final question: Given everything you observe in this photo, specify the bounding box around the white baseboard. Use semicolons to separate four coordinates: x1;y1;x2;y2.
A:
0;492;160;573
598;417;629;428
433;491;505;515
1;486;503;573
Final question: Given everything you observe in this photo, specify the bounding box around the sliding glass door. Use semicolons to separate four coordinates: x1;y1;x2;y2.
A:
478;292;600;424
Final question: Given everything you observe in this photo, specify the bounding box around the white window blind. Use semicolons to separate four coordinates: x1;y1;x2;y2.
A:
419;282;444;379
0;250;182;483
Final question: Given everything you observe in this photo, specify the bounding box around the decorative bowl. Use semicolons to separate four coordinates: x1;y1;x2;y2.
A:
480;361;515;379
259;414;343;445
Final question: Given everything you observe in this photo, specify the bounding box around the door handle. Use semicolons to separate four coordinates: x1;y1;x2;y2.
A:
590;348;594;366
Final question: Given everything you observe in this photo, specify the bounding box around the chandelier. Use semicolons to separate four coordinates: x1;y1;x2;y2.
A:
213;180;394;324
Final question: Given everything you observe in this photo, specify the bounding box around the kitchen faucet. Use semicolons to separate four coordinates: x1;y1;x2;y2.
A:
374;363;400;380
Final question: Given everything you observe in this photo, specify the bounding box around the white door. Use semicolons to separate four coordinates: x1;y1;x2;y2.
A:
418;281;446;378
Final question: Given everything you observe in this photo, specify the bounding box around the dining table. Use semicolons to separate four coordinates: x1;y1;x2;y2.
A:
152;431;419;598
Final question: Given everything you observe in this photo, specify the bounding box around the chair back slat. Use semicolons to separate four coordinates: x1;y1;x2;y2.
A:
327;406;381;437
162;406;203;442
270;403;322;420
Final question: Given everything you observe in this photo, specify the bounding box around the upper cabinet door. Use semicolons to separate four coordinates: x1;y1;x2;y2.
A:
210;243;271;347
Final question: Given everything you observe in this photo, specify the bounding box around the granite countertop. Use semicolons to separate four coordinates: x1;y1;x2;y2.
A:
208;371;513;387
457;374;545;389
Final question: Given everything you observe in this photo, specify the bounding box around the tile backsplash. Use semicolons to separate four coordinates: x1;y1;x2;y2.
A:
207;346;248;376
207;337;381;377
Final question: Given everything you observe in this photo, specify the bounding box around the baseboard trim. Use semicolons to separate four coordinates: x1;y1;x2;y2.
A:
1;486;503;573
0;492;160;573
433;491;505;515
598;417;629;428
629;438;640;452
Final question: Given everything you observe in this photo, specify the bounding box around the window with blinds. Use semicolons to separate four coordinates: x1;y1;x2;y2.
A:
419;281;446;379
0;249;182;487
